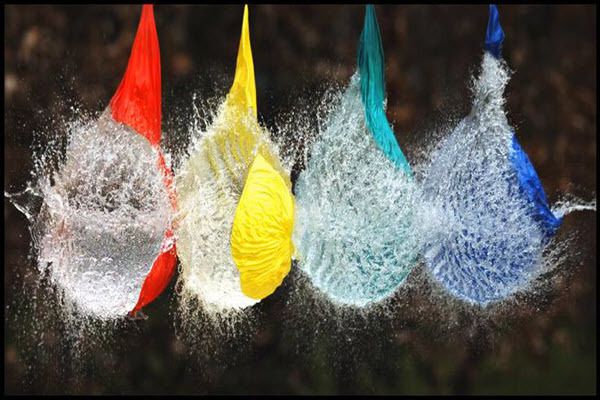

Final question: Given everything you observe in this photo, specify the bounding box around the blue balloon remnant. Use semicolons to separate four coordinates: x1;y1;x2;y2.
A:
487;2;563;239
485;4;505;58
509;135;563;240
358;4;412;174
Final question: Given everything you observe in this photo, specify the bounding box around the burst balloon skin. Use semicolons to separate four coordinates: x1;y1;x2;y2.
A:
358;5;411;174
110;4;177;316
422;5;562;305
176;5;294;309
227;5;257;115
487;8;563;238
110;5;161;146
483;4;561;243
485;4;561;238
509;137;562;238
294;5;418;307
231;154;295;300
484;4;504;59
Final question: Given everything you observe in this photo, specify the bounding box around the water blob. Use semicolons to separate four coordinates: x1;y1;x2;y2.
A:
9;5;176;319
175;5;294;311
293;5;419;307
420;4;594;305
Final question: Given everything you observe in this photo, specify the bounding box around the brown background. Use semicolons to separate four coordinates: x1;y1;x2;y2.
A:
4;4;597;394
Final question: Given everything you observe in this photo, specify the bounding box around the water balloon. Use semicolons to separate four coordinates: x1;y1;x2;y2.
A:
175;5;294;311
23;4;176;319
421;4;568;305
294;5;419;307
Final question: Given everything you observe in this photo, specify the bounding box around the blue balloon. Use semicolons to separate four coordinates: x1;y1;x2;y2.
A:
509;134;562;239
488;2;562;240
484;4;505;59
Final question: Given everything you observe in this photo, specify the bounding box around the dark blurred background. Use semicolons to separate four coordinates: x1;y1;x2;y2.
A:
4;4;596;395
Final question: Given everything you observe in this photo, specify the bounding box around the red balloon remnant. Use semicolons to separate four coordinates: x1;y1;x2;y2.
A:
130;153;177;316
108;4;175;316
110;4;161;146
131;230;177;315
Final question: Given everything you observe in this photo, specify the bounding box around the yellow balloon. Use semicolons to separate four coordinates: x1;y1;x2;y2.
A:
231;154;295;300
227;4;257;115
204;3;289;194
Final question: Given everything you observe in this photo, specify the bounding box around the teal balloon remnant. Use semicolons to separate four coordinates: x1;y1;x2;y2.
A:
358;5;411;174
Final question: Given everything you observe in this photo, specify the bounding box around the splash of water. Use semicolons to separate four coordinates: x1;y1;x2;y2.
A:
552;194;596;219
419;5;595;305
31;112;170;318
175;5;292;312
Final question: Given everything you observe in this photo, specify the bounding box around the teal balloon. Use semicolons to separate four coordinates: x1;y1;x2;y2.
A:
358;5;411;175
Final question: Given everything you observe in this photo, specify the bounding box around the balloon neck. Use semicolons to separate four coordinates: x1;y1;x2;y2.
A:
484;4;505;59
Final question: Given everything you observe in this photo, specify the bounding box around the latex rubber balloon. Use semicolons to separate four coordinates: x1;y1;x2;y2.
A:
35;4;176;319
111;4;178;317
231;154;295;300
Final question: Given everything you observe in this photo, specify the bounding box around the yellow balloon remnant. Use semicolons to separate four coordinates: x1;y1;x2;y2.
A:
204;3;289;193
227;4;257;115
231;154;295;300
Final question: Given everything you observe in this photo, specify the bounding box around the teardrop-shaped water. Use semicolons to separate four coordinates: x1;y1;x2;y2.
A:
175;106;288;310
34;112;170;318
294;74;419;307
